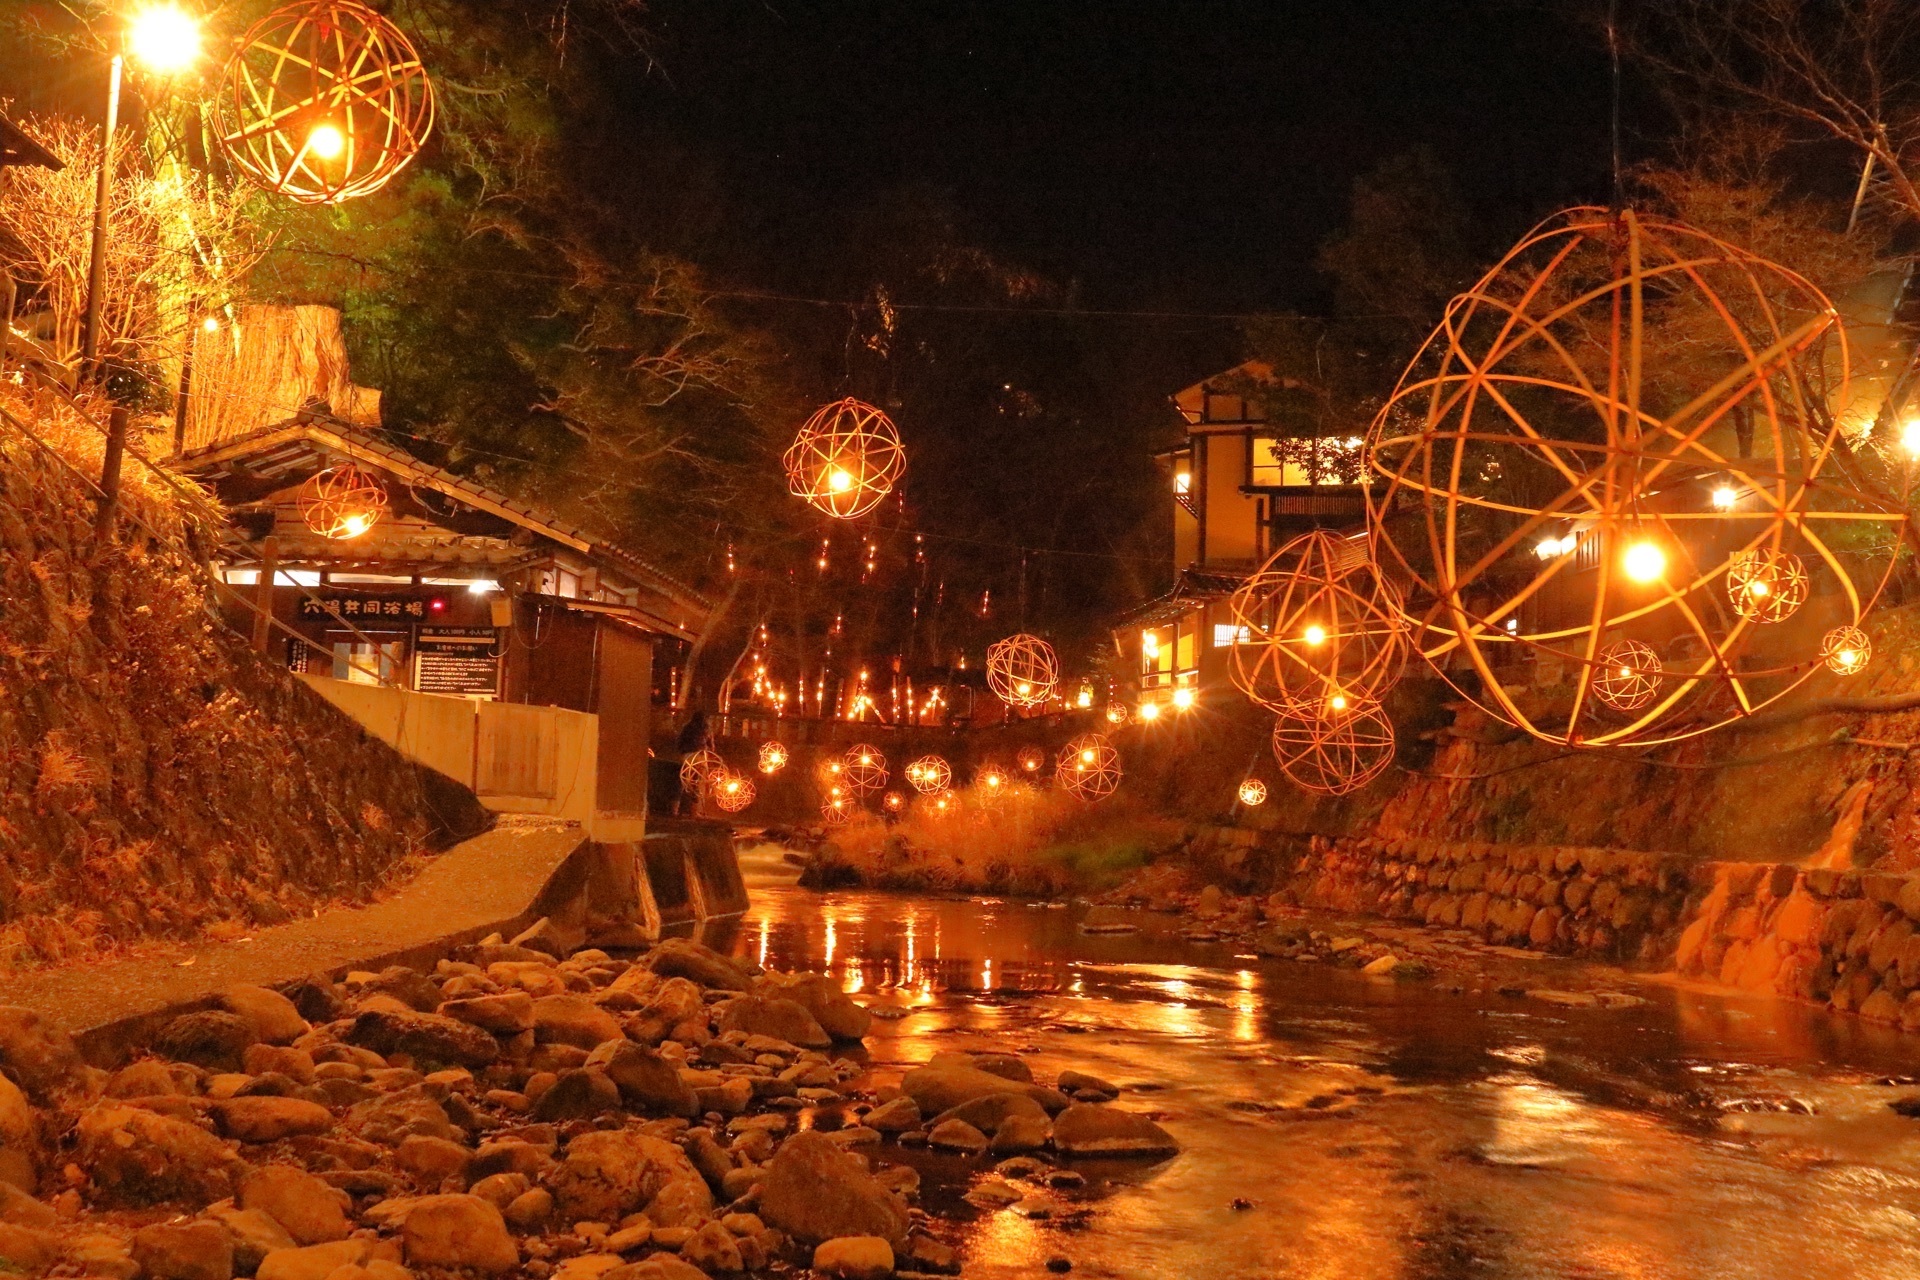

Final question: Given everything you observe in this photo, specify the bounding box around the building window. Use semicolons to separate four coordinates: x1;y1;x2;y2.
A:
1251;436;1366;487
1213;623;1250;647
332;639;405;686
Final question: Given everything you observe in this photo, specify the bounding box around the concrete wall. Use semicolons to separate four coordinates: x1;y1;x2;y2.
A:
296;676;478;787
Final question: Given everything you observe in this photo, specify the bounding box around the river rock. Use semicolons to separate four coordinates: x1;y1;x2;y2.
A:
212;1098;334;1143
813;1236;895;1280
549;1129;711;1223
928;1119;989;1153
394;1134;471;1184
901;1064;1069;1116
716;997;830;1049
1057;1070;1116;1096
643;939;751;991
238;1166;349;1245
603;1258;710;1280
1050;1104;1178;1158
585;1041;698;1117
758;1131;909;1245
989;1114;1052;1154
202;1205;297;1275
680;1220;743;1273
0;1072;37;1192
219;987;310;1046
933;1093;1049;1134
504;1187;553;1231
531;1068;621;1121
256;1240;369;1280
347;1086;457;1145
243;1046;317;1085
0;1181;52;1227
132;1220;235;1280
532;996;624;1049
157;1011;258;1071
625;979;707;1045
0;1222;58;1272
438;993;534;1034
945;1052;1032;1083
69;1232;141;1280
0;1006;88;1100
864;1097;921;1133
107;1059;192;1099
76;1104;245;1207
402;1195;517;1272
753;973;872;1041
344;1011;498;1068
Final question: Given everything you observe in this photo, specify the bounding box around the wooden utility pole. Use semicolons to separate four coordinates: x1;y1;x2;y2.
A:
92;406;128;544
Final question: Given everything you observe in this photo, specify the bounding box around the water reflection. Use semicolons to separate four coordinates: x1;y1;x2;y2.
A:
706;848;1920;1279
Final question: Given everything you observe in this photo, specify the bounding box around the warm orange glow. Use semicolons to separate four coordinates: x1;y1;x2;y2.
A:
1711;485;1738;509
1238;778;1268;806
1171;687;1196;710
307;122;346;159
1138;700;1161;721
1303;624;1327;647
1622;540;1665;583
129;4;201;73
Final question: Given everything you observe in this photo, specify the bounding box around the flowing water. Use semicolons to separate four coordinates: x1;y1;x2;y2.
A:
707;846;1920;1279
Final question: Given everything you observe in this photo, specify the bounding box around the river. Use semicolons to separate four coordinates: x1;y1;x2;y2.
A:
705;844;1920;1279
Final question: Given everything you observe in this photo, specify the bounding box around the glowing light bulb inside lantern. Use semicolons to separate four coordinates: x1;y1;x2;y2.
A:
1327;692;1349;714
1080;748;1096;765
1748;579;1771;599
1618;666;1632;679
1839;649;1861;671
1711;486;1738;510
1138;701;1160;721
1016;681;1032;697
828;468;854;493
308;123;347;160
1622;541;1665;583
986;773;1002;789
1171;687;1195;711
1076;689;1092;708
341;513;371;538
1303;624;1327;647
128;4;201;74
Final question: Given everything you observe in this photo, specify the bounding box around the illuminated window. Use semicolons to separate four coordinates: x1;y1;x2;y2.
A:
1251;436;1365;487
1213;623;1250;647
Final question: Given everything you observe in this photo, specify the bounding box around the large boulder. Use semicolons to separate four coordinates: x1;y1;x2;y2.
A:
530;1069;621;1122
211;1098;334;1143
131;1221;235;1280
75;1105;246;1207
931;1093;1048;1135
754;973;872;1041
437;993;534;1034
218;987;310;1046
548;1130;711;1223
401;1195;517;1272
531;996;624;1049
0;1073;38;1192
758;1132;909;1246
623;979;706;1045
1049;1104;1179;1158
156;1012;258;1071
642;939;751;991
237;1166;350;1245
715;997;829;1050
0;1222;59;1273
347;1085;457;1145
345;1011;498;1068
0;1007;88;1101
584;1042;698;1118
899;1064;1069;1116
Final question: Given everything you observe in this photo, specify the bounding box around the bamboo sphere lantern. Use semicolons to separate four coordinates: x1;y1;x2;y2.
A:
822;795;854;825
905;755;951;794
783;398;906;519
299;464;388;539
1056;733;1121;801
1368;206;1905;747
843;744;888;795
1104;701;1132;727
1821;625;1871;675
757;741;789;774
1271;708;1395;796
1592;639;1662;712
975;761;1010;794
1016;744;1046;775
882;790;907;814
678;747;725;795
711;772;755;813
1238;778;1269;807
1227;530;1408;719
216;0;435;205
986;633;1061;708
927;790;960;818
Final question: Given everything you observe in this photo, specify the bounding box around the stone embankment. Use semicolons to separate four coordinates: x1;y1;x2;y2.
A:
0;930;1176;1280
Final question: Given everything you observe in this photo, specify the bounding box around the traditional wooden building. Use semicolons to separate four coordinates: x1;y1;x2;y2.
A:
172;305;709;836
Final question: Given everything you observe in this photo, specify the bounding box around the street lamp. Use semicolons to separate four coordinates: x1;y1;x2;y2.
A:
82;3;202;369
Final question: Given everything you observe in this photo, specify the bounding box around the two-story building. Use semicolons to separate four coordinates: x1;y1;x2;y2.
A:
1118;360;1372;713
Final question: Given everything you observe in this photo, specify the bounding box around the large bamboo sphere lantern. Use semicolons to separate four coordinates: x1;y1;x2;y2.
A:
1227;530;1408;719
843;744;888;796
1271;708;1395;796
216;0;435;205
986;633;1061;708
679;747;725;796
711;772;755;813
783;398;906;520
905;755;951;794
1016;744;1046;776
1056;733;1121;802
1368;207;1904;747
297;463;389;539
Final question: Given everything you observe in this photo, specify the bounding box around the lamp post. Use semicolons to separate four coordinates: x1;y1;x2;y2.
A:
80;4;202;372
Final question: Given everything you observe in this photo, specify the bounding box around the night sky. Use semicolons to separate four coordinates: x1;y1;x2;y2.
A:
618;0;1625;313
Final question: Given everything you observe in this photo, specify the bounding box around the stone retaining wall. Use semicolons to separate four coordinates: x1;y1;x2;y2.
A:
1280;834;1704;965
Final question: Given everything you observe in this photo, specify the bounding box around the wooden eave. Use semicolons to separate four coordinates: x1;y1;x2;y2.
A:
0;114;63;171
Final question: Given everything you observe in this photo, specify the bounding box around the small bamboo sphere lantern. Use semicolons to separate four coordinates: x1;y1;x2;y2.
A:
1056;733;1122;801
927;790;960;818
1238;778;1269;807
986;633;1061;708
216;0;435;205
1592;639;1662;712
821;794;854;825
711;772;755;813
679;747;725;796
1227;530;1408;720
843;744;888;796
757;741;789;774
299;464;388;539
1104;701;1132;727
1368;206;1905;747
1016;744;1046;775
905;755;951;794
882;790;907;815
1271;708;1395;796
783;398;906;519
975;761;1010;794
1822;626;1871;675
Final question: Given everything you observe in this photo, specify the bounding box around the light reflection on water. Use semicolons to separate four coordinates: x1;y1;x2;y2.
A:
705;848;1920;1279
